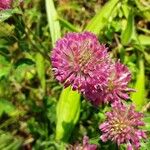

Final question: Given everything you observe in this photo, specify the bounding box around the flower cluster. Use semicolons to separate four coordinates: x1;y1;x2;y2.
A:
51;32;132;105
51;32;146;150
0;0;12;10
100;102;146;150
84;61;134;105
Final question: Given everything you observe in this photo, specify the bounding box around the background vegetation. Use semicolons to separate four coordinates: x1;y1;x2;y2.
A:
0;0;150;149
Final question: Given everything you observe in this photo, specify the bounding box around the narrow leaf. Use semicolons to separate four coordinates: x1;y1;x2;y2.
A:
144;52;150;64
121;9;134;45
121;3;129;19
131;59;146;110
45;0;61;46
35;53;46;94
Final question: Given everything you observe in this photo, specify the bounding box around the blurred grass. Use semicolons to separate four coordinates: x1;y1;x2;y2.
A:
45;0;61;46
85;0;119;34
0;0;150;149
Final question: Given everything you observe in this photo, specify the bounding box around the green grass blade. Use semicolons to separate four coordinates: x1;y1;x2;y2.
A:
35;53;46;94
131;59;146;110
58;17;80;32
85;0;119;34
121;9;134;45
45;0;61;46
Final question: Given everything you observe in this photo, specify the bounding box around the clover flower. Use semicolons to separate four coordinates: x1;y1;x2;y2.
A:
0;0;12;10
51;32;134;106
100;61;134;103
83;61;134;105
67;136;97;150
99;102;146;150
103;61;134;102
51;32;110;92
82;136;97;150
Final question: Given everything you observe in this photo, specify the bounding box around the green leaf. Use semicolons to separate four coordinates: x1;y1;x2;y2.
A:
135;0;150;21
85;0;119;34
0;9;21;22
56;87;80;142
0;99;15;117
35;53;46;94
144;52;150;64
45;0;61;46
121;9;134;45
138;35;150;45
131;59;146;110
0;55;11;79
121;3;129;19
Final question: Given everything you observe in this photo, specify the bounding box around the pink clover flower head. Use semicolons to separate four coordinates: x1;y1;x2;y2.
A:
82;136;97;150
0;0;12;10
101;61;134;103
51;32;109;92
67;136;97;150
83;61;134;105
99;102;146;150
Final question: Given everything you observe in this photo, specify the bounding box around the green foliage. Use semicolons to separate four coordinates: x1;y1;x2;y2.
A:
85;0;119;34
0;98;15;117
142;116;150;131
138;35;150;46
131;59;146;110
58;17;80;32
141;139;150;150
0;130;22;150
35;53;46;94
0;55;11;79
56;87;80;142
0;0;149;149
0;9;21;22
121;9;134;45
